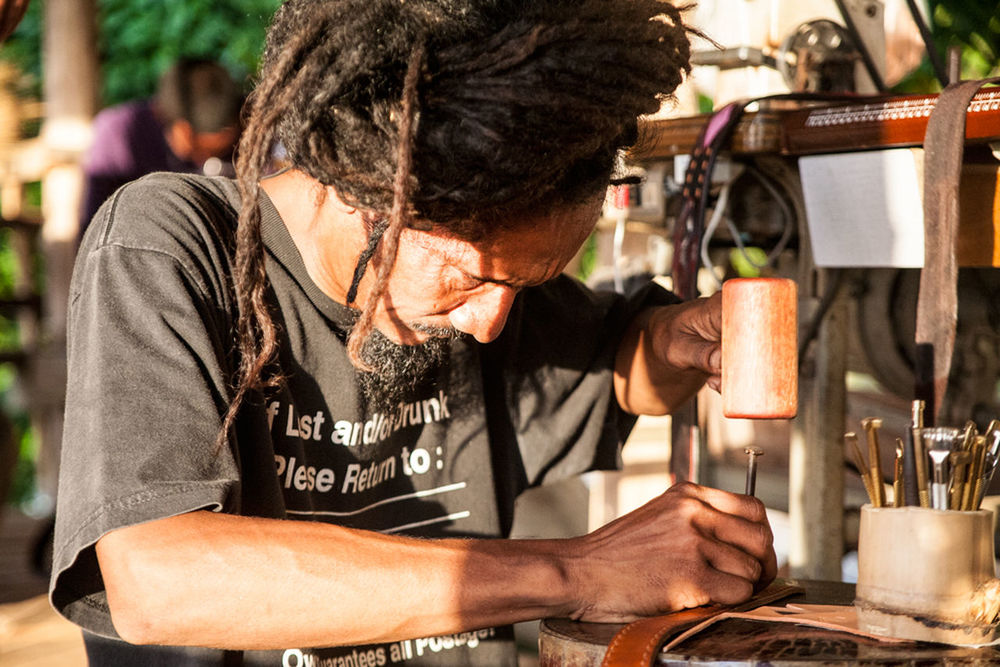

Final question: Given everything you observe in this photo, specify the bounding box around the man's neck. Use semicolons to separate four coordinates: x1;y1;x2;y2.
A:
260;169;367;306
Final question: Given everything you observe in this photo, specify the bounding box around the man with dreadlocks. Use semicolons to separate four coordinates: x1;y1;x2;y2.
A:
51;0;777;665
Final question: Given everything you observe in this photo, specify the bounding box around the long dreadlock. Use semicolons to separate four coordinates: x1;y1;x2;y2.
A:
218;0;693;450
345;41;426;370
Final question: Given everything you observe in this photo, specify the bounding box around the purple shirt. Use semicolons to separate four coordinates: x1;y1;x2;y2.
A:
80;100;197;235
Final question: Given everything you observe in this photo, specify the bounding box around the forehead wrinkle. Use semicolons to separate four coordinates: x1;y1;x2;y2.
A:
402;198;599;288
408;228;537;287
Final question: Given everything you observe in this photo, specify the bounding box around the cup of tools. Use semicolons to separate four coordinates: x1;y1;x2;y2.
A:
855;505;1000;645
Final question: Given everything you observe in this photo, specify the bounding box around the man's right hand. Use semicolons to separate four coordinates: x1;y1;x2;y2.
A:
562;481;777;623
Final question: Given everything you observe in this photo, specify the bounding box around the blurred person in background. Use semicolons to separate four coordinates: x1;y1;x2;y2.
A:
79;58;243;237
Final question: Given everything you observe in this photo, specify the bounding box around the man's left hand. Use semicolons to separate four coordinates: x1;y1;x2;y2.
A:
615;293;722;415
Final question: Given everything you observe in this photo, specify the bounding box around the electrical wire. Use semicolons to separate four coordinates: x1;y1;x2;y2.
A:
736;164;796;266
701;178;733;289
699;164;796;284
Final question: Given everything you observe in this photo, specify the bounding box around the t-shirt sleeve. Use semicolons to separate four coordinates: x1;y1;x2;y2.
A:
487;276;680;487
51;176;241;638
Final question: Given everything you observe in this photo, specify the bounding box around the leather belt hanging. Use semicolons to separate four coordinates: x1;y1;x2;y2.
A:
914;77;1000;426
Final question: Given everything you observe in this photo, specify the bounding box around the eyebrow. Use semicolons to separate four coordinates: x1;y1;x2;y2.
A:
463;270;535;290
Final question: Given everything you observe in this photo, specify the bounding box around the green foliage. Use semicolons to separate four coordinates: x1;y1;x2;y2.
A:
894;0;1000;92
575;233;598;282
0;0;283;107
0;229;18;300
697;92;715;115
5;365;37;507
96;0;282;105
0;223;43;507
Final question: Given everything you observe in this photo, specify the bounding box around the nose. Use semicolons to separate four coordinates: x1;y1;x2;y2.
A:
448;284;517;343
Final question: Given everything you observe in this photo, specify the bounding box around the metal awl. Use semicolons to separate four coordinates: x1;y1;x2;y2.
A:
744;446;764;496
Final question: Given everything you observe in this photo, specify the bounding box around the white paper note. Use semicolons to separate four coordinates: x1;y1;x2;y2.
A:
800;149;925;268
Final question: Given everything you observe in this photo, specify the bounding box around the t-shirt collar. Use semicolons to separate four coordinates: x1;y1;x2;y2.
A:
257;187;360;329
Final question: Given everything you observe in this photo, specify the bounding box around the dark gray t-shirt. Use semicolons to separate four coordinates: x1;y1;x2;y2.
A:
51;172;678;665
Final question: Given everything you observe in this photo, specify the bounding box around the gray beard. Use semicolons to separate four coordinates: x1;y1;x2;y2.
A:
355;326;461;414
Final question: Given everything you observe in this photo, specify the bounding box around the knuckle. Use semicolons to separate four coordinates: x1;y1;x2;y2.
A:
759;522;775;549
743;495;767;521
749;518;774;551
729;578;754;603
676;496;708;522
671;481;700;496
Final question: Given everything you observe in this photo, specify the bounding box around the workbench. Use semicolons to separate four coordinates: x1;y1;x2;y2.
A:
539;579;1000;665
627;89;1000;580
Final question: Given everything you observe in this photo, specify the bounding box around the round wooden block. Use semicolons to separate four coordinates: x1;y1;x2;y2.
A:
722;278;798;419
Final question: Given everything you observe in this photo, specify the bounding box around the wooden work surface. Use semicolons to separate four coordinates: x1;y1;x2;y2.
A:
539;579;1000;666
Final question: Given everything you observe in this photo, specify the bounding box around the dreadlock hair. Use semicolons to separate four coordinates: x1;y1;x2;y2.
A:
219;0;693;449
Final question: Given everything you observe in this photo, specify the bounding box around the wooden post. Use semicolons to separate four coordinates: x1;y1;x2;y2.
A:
789;272;848;580
33;0;98;501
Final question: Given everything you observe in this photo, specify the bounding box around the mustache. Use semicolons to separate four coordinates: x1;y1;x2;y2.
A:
408;321;464;340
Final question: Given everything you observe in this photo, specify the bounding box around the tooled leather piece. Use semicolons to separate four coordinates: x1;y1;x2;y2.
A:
661;602;909;652
600;581;803;667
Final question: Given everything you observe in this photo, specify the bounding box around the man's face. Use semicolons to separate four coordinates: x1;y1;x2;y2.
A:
167;119;239;167
353;197;602;411
190;127;239;166
368;197;603;346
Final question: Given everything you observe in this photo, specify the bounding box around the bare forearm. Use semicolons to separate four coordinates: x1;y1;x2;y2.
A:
98;482;775;649
97;511;575;649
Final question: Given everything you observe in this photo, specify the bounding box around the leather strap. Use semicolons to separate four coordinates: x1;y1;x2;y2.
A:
671;101;744;301
914;77;1000;425
600;580;803;667
668;91;868;303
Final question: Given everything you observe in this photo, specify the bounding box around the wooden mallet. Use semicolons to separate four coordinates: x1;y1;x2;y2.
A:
721;277;798;420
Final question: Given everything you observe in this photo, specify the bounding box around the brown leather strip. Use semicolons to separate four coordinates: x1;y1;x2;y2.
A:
600;581;803;667
915;78;1000;424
